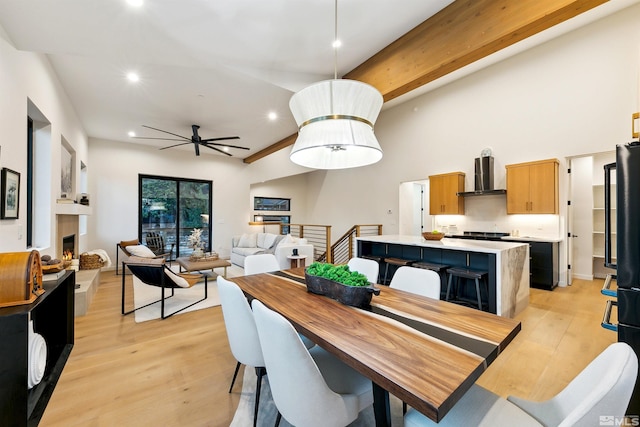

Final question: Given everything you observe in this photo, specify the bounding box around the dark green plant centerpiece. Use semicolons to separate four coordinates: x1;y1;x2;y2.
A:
305;262;380;308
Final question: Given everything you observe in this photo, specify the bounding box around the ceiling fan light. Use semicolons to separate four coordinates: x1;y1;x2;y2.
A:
289;79;383;169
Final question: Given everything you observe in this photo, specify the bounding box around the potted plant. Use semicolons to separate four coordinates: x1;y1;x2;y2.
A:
305;262;380;308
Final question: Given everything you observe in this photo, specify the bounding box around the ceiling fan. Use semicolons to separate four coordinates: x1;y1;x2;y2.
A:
135;124;249;157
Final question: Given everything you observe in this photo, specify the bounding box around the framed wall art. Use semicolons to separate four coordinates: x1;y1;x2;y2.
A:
254;196;290;211
1;168;20;219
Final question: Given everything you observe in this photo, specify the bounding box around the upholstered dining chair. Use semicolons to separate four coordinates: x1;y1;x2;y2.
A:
251;299;374;427
121;258;207;319
404;342;638;427
217;277;265;427
347;257;380;284
244;253;281;275
389;266;441;299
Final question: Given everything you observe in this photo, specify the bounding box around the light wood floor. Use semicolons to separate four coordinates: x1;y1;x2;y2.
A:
39;271;616;426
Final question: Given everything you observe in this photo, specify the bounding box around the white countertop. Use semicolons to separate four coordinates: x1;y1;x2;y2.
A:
356;234;527;254
500;236;563;243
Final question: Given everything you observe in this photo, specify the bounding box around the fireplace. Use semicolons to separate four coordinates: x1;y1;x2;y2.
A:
62;234;75;260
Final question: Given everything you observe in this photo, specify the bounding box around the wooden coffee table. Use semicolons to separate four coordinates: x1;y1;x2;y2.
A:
176;257;231;278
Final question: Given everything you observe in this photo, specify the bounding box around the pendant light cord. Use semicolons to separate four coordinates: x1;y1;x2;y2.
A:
334;0;338;80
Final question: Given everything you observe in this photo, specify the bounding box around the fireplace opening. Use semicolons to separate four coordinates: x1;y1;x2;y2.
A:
62;234;75;260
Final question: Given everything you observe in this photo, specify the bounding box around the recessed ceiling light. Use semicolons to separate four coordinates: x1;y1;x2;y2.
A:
126;72;140;83
332;39;342;49
268;111;278;121
128;131;136;137
127;0;143;7
223;147;229;152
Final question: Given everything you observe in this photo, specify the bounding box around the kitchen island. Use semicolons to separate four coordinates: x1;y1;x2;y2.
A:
356;235;529;318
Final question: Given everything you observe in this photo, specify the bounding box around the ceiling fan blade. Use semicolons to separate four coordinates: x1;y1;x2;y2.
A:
201;141;250;150
200;136;240;143
159;142;192;150
133;137;185;142
142;125;190;141
194;142;200;156
200;144;233;156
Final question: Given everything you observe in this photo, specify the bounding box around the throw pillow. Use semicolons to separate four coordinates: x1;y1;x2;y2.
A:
263;233;278;249
164;268;190;288
120;239;139;247
237;233;257;248
126;245;157;258
281;234;294;244
126;256;165;265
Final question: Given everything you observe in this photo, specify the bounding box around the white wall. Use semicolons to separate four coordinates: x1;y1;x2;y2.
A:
249;3;640;286
249;174;310;234
86;138;253;263
0;26;89;256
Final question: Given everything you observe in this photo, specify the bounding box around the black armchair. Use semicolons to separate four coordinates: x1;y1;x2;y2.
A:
121;259;207;319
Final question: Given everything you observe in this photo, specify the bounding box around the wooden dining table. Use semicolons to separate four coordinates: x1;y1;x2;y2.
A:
230;268;521;426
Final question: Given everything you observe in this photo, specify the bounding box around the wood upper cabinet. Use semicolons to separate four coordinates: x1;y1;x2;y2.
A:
429;172;465;215
506;159;559;214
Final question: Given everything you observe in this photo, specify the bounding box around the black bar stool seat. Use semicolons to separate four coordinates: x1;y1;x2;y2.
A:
446;267;488;310
383;257;416;285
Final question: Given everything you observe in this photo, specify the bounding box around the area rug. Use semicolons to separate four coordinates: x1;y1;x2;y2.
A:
230;365;404;426
132;264;244;323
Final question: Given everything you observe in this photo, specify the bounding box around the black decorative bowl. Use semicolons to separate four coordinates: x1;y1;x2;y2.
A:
304;272;380;308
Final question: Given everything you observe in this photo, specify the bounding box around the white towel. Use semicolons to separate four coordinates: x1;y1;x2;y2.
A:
87;249;112;268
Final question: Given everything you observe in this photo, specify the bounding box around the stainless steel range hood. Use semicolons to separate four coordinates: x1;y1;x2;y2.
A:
457;156;506;196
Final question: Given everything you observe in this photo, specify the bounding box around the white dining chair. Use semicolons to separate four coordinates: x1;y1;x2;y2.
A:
251;299;374;427
347;257;380;284
217;277;265;427
389;266;441;299
404;342;638;427
244;253;281;275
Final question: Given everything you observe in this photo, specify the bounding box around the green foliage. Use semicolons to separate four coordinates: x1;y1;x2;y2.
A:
306;262;370;287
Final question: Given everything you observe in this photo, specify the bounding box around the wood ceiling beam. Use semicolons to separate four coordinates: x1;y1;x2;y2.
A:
243;0;608;164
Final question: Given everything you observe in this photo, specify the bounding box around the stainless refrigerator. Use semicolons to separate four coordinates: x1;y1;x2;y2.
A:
604;141;640;415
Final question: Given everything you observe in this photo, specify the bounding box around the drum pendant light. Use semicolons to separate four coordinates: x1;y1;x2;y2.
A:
289;0;383;170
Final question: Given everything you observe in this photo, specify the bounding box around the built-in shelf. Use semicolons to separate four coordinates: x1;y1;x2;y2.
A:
593;182;616;279
55;203;92;215
456;189;506;197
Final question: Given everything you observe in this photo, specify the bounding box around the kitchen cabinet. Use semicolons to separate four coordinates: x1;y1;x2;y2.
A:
529;241;559;290
506;159;559;214
0;271;74;426
429;172;465;215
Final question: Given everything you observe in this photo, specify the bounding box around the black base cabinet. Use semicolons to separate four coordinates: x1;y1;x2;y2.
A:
503;240;559;290
0;270;75;426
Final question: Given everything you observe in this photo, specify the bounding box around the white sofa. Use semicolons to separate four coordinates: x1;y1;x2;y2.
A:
230;233;315;270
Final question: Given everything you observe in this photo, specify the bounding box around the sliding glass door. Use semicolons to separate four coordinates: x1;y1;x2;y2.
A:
139;175;212;258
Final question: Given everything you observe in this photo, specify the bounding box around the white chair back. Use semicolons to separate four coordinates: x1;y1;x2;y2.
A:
347;257;379;284
217;277;264;367
389;266;441;299
508;342;638;427
244;253;280;275
252;299;368;427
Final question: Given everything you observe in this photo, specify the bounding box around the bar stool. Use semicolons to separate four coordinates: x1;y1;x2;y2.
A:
412;262;450;299
445;267;488;310
383;258;416;285
361;255;384;283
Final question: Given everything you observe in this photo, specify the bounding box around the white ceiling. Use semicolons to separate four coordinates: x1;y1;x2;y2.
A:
0;0;637;160
0;0;454;158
